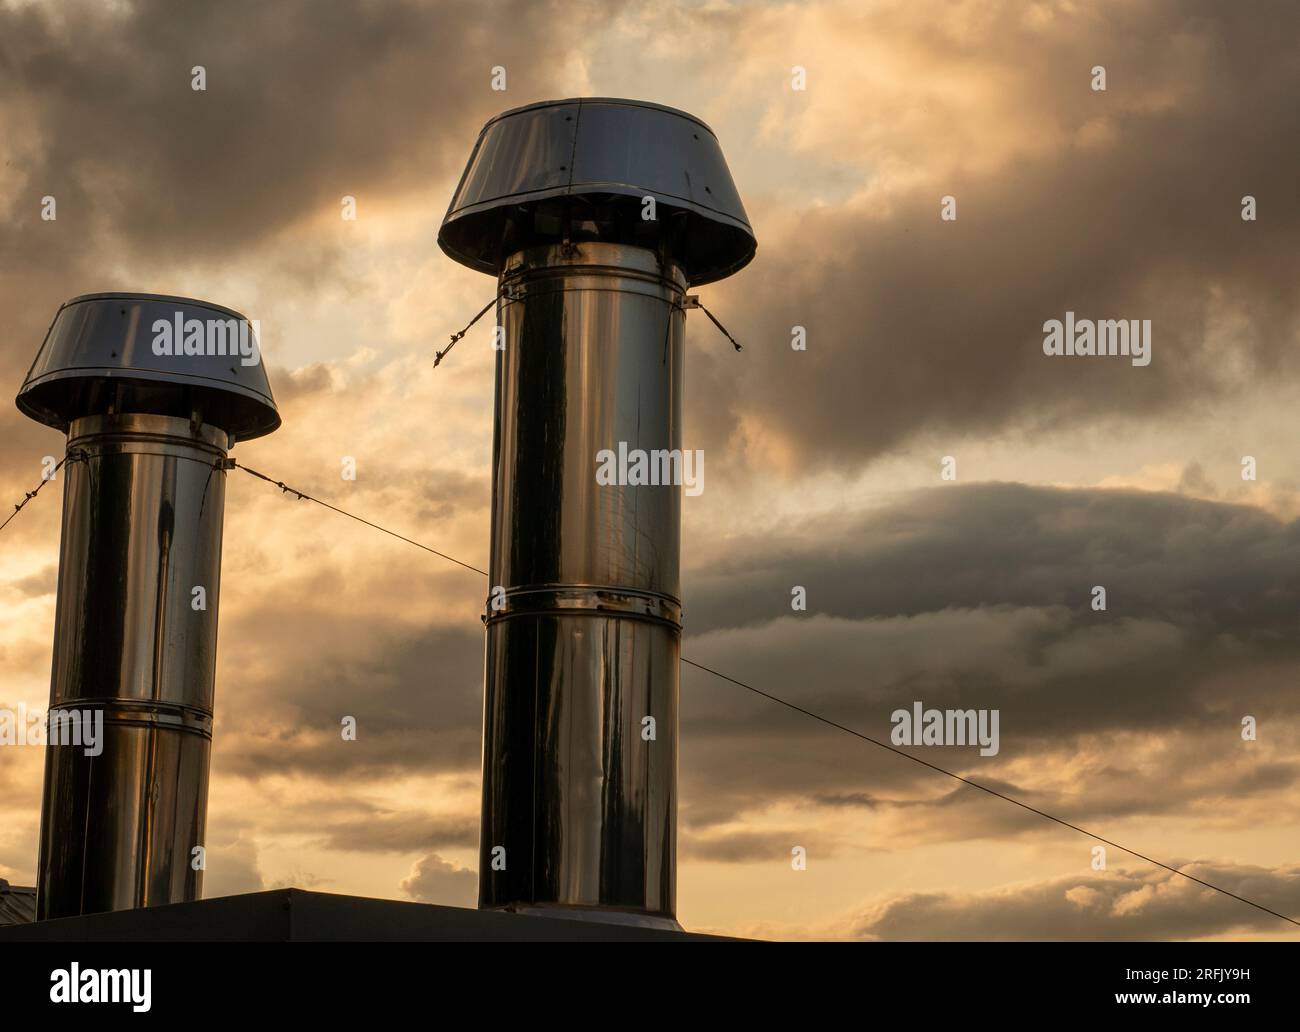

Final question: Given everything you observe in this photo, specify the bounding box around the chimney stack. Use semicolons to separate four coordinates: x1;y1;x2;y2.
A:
16;292;279;919
439;98;755;927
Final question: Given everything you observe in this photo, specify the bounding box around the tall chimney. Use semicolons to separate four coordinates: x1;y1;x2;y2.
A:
16;293;279;919
439;98;756;927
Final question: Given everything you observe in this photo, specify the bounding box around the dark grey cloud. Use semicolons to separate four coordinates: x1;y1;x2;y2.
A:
683;483;1300;724
687;0;1300;473
678;483;1300;835
212;618;485;781
0;0;596;476
685;482;1300;641
0;0;582;262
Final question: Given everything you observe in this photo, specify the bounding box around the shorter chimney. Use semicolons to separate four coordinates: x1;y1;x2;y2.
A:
16;293;279;919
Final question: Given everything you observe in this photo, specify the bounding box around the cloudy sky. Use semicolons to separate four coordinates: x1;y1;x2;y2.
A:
2;0;1298;940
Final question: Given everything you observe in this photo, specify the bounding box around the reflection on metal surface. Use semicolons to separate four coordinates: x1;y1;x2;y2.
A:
18;292;279;442
17;293;279;920
440;98;757;285
480;242;684;923
37;414;225;919
441;97;756;928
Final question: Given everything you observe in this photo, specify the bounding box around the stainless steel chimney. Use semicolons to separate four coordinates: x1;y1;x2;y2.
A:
16;293;279;919
439;98;756;927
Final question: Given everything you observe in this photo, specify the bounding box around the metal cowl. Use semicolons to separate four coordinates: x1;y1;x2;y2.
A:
18;292;280;920
17;292;279;443
438;97;757;285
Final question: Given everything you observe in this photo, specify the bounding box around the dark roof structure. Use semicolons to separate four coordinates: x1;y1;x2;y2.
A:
0;889;734;941
0;881;36;927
